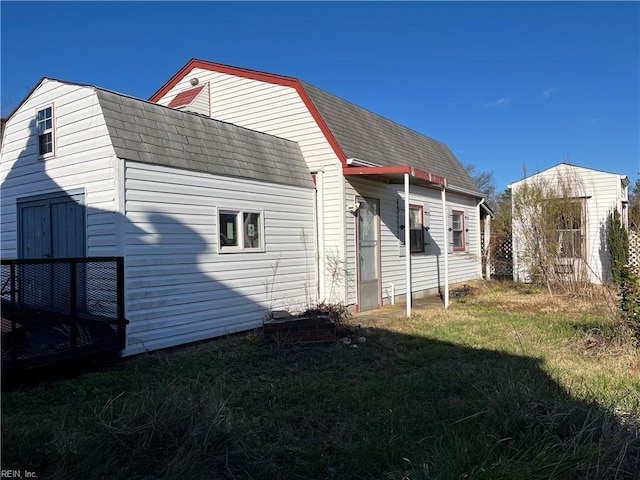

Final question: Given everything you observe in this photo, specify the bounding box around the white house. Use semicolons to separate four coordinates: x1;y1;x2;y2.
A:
1;60;485;356
0;78;316;355
509;163;629;285
150;59;486;314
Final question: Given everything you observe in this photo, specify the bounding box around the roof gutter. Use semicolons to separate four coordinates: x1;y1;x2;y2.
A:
446;184;485;199
346;157;382;168
343;165;448;188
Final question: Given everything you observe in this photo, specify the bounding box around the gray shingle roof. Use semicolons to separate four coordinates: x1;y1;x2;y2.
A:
95;89;313;190
300;81;481;195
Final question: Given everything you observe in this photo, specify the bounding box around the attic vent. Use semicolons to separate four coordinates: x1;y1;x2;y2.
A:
168;84;206;108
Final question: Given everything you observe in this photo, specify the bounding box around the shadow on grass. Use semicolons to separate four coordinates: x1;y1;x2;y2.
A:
2;326;638;479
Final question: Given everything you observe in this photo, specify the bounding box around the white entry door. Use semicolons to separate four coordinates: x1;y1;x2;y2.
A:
357;198;380;311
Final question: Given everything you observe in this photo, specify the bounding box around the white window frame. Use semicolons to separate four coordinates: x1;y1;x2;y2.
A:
452;210;465;252
218;209;265;253
36;104;55;159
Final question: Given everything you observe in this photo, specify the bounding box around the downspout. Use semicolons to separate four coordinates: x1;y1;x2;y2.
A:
477;198;485;279
115;156;128;351
441;186;449;309
115;156;126;257
404;173;411;317
316;169;325;300
340;168;348;305
485;209;491;280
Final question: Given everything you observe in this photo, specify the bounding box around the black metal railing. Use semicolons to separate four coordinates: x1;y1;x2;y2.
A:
1;257;127;370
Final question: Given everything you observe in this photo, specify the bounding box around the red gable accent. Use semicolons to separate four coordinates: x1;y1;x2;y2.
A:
149;59;349;167
167;84;205;108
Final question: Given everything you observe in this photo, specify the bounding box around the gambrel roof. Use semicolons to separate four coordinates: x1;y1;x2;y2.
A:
95;88;313;189
300;80;480;194
150;59;482;197
5;78;313;190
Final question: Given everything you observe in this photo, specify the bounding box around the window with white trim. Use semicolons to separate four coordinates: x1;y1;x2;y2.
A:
409;205;424;253
219;209;264;252
452;210;465;252
37;106;54;157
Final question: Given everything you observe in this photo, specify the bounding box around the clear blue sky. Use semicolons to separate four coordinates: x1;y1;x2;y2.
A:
2;1;638;193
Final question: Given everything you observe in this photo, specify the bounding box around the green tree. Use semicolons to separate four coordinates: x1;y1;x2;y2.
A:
607;209;629;285
629;178;640;230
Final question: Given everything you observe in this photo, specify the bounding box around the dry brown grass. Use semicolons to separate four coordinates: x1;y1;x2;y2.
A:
356;280;640;416
458;280;618;318
3;279;639;480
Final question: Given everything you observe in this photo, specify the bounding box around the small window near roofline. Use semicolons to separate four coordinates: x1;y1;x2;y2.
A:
219;209;265;253
37;105;54;158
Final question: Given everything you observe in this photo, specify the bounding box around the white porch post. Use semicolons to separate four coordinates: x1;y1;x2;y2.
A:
441;186;449;309
404;173;411;317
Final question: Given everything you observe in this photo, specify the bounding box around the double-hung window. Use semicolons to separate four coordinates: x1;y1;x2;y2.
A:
409;205;424;253
219;209;264;252
452;210;465;252
37;106;54;157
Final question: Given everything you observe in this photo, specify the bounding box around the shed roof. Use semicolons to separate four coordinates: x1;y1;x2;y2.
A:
508;162;629;189
95;88;313;189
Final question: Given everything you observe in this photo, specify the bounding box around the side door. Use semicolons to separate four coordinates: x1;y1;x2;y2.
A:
357;197;381;311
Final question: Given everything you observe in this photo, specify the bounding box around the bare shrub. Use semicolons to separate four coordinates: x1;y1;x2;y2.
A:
511;168;592;294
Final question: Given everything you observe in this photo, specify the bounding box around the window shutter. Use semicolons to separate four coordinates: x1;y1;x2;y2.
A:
464;211;471;251
398;198;406;257
423;206;431;255
447;208;454;254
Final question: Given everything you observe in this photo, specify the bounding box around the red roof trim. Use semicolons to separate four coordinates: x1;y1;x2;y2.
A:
167;84;205;108
343;166;448;187
149;59;348;167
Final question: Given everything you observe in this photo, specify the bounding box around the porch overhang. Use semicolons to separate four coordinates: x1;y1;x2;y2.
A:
343;165;449;189
344;164;452;315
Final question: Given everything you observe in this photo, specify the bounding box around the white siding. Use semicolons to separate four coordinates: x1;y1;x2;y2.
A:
123;161;316;355
510;164;628;284
154;67;483;307
345;177;481;307
0;80;119;259
154;68;346;302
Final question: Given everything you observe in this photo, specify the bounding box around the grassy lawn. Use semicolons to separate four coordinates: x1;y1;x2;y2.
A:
2;282;639;479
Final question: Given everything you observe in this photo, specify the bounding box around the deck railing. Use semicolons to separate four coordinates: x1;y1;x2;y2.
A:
1;257;127;371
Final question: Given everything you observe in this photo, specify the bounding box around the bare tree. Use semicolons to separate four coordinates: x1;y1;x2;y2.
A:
511;170;590;293
465;164;497;207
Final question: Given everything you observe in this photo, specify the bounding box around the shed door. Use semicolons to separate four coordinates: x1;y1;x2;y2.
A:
20;201;50;259
18;193;86;310
19;193;85;259
50;195;85;258
357;198;380;311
